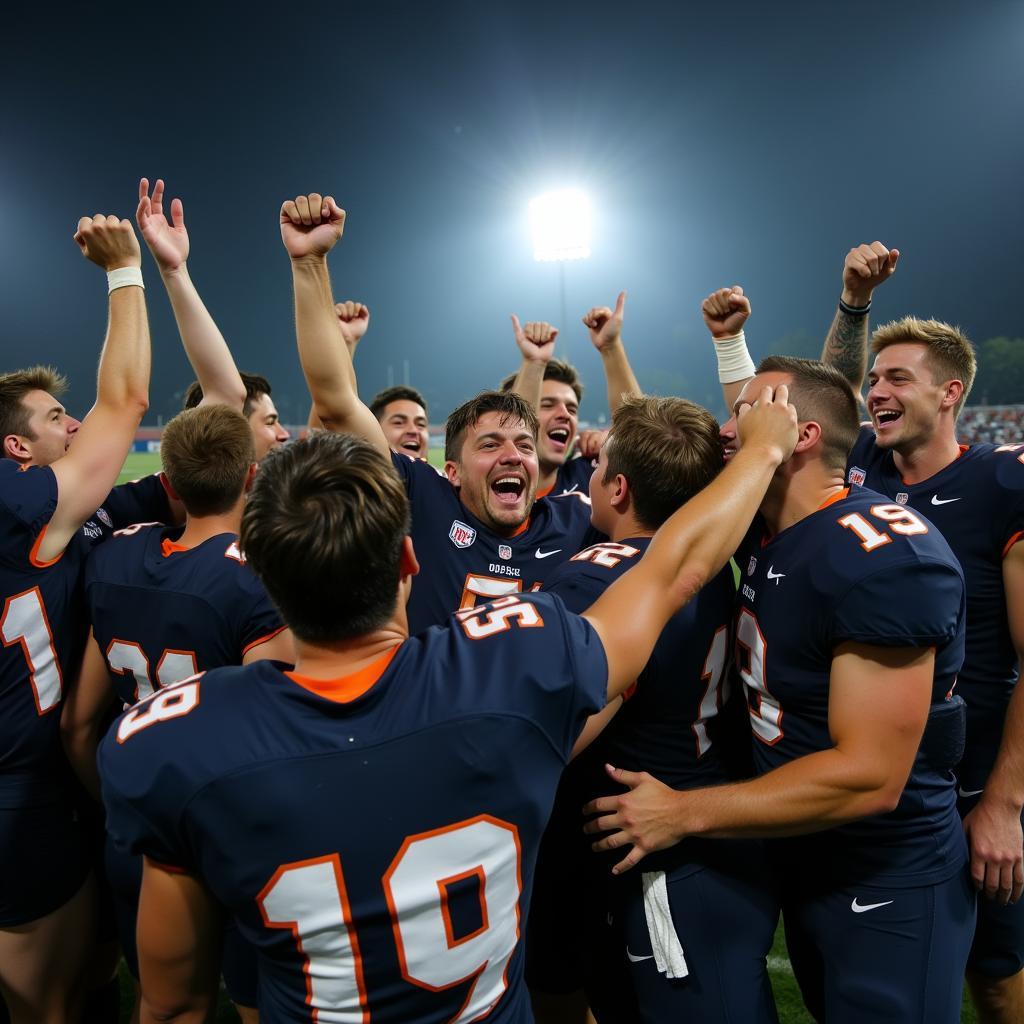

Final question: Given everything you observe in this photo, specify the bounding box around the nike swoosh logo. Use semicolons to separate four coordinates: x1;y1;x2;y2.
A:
851;898;894;913
931;495;961;505
766;568;785;580
534;549;562;559
626;948;654;963
958;787;984;798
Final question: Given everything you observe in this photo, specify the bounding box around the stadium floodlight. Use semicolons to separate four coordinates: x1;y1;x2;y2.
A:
529;189;592;262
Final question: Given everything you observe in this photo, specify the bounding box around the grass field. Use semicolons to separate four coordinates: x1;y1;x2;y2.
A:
114;451;980;1022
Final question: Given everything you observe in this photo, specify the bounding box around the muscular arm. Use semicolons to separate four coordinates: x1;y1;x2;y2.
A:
963;540;1024;904
137;861;222;1024
45;217;150;560
586;641;934;872
583;388;797;703
701;286;754;413
821;305;871;396
280;194;388;455
60;631;115;801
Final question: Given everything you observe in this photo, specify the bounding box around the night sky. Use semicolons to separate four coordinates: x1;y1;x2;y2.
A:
4;1;1022;426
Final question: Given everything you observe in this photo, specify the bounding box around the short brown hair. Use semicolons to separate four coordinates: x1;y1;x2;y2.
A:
871;317;977;417
0;367;68;452
370;385;429;420
500;358;584;403
160;406;255;516
241;432;410;643
444;391;540;463
756;356;860;471
183;372;274;418
604;396;723;530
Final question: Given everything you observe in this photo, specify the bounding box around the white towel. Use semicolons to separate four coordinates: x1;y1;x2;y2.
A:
641;870;688;979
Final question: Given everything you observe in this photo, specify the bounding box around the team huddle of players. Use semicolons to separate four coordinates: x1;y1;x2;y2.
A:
1;182;1022;1024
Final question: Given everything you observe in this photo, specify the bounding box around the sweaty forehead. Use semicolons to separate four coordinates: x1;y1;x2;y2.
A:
469;410;533;440
871;343;931;377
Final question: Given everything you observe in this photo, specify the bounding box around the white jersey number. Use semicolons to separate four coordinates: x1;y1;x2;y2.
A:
736;608;783;745
106;640;198;702
1;586;63;713
258;815;522;1023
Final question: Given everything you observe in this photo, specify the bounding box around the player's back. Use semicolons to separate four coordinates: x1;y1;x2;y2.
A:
100;593;607;1023
85;524;284;704
737;485;967;885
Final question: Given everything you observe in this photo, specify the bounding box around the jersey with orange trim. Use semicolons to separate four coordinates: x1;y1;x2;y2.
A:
544;538;735;879
0;463;172;802
391;451;601;633
99;592;607;1022
736;485;966;886
542;454;594;498
848;427;1024;788
84;525;284;707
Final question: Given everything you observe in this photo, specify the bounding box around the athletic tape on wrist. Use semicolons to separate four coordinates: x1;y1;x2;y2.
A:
107;267;144;293
713;330;756;384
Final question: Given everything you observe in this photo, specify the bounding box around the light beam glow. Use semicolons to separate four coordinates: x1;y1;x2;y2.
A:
529;189;592;262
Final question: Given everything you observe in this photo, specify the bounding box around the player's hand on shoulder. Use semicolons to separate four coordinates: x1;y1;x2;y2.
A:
841;241;899;307
737;383;799;463
136;177;189;274
335;301;370;347
74;210;142;271
280;193;346;260
510;314;558;362
582;290;626;352
701;285;749;339
575;428;608;459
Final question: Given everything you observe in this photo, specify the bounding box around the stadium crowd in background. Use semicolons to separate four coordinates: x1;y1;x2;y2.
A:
2;183;1023;1024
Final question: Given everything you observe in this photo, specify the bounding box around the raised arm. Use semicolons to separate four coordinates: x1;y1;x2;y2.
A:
279;193;388;456
962;541;1024;905
136;178;245;411
582;290;640;414
508;315;559;410
820;241;899;395
583;386;797;702
43;215;151;561
334;300;370;361
702;285;754;413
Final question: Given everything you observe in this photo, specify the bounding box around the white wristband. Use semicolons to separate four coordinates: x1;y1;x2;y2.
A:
713;330;755;384
107;267;144;294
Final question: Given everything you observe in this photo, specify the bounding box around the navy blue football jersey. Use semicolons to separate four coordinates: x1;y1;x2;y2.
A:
0;462;90;808
100;592;607;1023
85;525;285;706
539;454;595;499
392;452;600;633
848;429;1024;789
736;486;966;886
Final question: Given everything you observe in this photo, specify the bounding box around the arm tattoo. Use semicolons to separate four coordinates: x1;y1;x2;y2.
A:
821;308;868;395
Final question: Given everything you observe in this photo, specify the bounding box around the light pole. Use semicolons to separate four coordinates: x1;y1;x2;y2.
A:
529;189;592;364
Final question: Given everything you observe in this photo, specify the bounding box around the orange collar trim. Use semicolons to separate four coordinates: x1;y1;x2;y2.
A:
510;515;532;539
536;484;553;499
161;537;191;558
899;445;969;486
286;646;401;704
817;487;850;512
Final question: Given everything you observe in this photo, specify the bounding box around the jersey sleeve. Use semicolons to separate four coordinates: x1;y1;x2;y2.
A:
831;559;965;648
991;448;1024;556
101;474;172;531
0;462;57;536
390;449;449;504
845;426;878;484
543;564;612;616
236;578;287;658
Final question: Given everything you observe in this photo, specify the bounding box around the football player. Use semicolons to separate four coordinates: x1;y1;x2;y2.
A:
280;192;601;631
0;213;150;1023
585;357;975;1024
98;346;797;1021
370;385;431;461
531;396;779;1024
817;243;1024;1024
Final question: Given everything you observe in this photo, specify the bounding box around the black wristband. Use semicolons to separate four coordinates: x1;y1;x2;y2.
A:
839;297;872;316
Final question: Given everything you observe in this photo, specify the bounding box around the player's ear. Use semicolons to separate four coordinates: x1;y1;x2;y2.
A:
941;379;964;412
243;463;258;493
2;433;31;463
162;475;182;503
609;473;630;511
399;536;420;580
793;420;822;456
443;460;461;487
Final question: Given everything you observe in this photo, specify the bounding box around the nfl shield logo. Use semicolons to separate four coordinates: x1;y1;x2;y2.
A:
848;467;866;486
95;506;113;528
449;520;477;549
498;544;512;560
747;556;757;576
896;492;909;505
